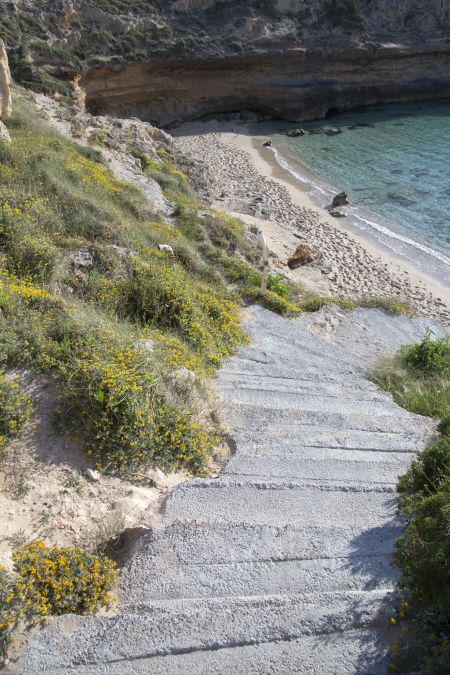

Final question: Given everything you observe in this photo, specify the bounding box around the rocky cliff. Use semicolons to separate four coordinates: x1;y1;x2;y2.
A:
1;1;450;122
82;39;450;125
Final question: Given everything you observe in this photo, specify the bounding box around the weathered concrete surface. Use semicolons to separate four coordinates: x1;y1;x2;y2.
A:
20;306;449;674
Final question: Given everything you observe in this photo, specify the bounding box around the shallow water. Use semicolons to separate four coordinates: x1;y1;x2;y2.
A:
272;101;450;287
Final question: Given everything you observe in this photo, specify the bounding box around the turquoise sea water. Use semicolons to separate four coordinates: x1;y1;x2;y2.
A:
272;101;450;287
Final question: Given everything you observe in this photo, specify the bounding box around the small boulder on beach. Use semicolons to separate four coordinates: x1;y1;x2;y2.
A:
287;243;315;269
263;140;272;147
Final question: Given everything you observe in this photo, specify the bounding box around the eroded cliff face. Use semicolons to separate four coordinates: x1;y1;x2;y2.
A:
82;40;450;125
1;1;450;122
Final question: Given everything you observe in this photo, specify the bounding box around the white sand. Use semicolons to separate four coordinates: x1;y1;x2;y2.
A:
175;121;450;323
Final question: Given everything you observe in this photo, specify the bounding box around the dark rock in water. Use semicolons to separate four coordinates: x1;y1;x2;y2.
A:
263;140;272;147
332;192;350;207
325;127;342;136
330;209;346;218
285;128;305;137
348;122;374;130
387;192;416;207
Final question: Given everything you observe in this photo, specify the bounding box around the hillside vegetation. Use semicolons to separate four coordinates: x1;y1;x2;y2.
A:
0;96;299;476
371;334;450;673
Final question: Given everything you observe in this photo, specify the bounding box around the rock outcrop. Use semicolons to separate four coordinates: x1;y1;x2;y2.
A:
1;2;449;124
0;39;12;119
81;40;450;125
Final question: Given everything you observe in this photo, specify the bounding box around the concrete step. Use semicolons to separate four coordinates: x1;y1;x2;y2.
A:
163;482;399;528
233;428;430;453
20;591;393;673
225;405;431;435
46;629;389;674
224;450;414;484
123;521;403;569
118;553;396;602
220;387;407;415
219;372;388;399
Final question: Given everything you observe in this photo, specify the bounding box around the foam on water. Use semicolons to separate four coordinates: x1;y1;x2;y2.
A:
272;101;450;288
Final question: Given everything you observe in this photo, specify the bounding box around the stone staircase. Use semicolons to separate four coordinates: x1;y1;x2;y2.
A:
20;306;449;674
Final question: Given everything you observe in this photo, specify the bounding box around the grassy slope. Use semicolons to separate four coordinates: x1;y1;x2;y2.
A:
0;96;302;477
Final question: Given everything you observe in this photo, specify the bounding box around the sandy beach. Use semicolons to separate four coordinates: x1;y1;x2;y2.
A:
175;121;450;324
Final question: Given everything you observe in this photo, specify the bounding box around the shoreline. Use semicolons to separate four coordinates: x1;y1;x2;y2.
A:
174;121;450;324
248;132;450;303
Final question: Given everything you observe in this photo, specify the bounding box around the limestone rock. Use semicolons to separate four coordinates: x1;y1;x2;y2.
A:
157;244;174;256
172;367;196;388
0;39;12;120
332;192;350;208
71;250;94;268
85;469;101;482
0;120;10;143
287;243;314;269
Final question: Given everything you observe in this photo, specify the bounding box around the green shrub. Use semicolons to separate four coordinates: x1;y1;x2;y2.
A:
267;273;290;299
400;331;450;377
397;436;450;505
298;295;411;315
395;477;450;606
0;371;32;455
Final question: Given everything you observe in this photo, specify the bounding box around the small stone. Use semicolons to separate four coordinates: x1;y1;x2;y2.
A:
0;120;10;143
86;469;101;482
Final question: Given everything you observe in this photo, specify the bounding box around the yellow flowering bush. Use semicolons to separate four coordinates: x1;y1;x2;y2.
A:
0;372;32;455
243;287;301;317
12;541;117;618
0;566;20;661
127;254;247;368
0;193;59;282
63;338;215;473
